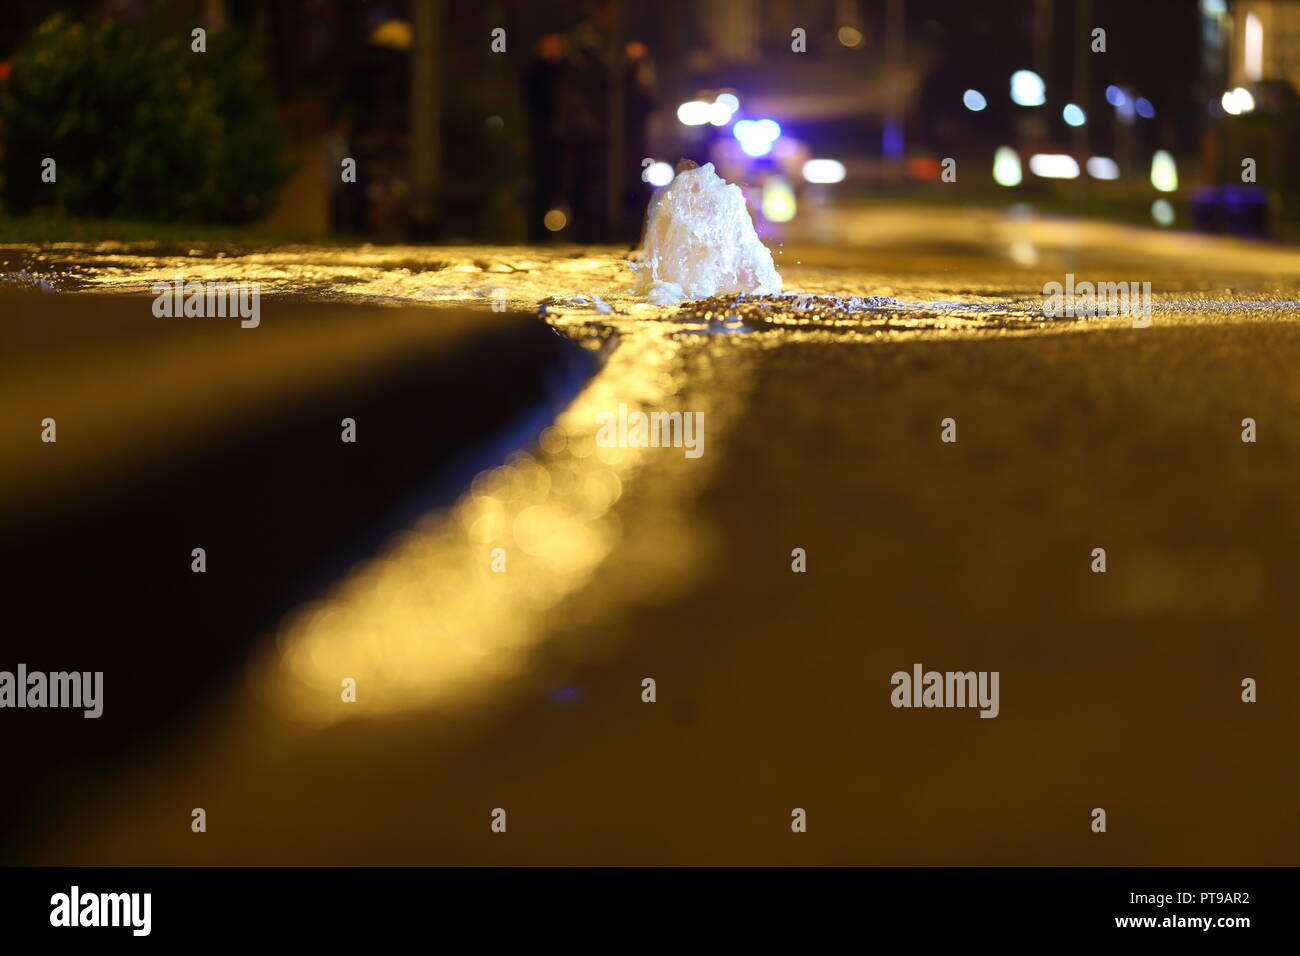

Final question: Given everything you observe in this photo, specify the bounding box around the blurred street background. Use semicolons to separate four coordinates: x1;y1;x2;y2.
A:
1;0;1299;865
3;0;1300;244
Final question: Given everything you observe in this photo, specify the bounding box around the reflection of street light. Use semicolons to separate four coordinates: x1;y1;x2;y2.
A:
1010;70;1045;106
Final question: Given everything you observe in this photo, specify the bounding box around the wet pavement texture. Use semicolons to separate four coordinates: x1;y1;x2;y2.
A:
4;202;1299;864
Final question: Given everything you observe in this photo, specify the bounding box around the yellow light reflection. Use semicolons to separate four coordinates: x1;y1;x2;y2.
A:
251;327;730;726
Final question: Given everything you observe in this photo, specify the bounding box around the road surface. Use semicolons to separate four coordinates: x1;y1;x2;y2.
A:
4;201;1298;864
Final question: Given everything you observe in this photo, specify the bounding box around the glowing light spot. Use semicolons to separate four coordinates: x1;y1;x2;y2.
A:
1106;85;1126;107
801;159;846;184
676;100;711;126
761;176;796;222
734;119;781;157
1232;87;1255;113
838;26;863;48
1010;70;1045;106
543;209;567;231
1244;12;1263;81
993;146;1022;187
1062;103;1086;126
369;19;413;50
1029;154;1080;179
1150;150;1178;192
963;89;987;112
1151;198;1175;226
1086;156;1120;180
1221;90;1242;115
645;162;674;188
1008;240;1039;266
714;93;740;112
1135;97;1155;118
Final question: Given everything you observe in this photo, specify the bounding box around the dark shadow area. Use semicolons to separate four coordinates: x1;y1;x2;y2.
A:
0;298;597;856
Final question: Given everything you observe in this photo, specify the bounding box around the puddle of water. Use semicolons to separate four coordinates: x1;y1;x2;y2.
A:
664;292;1053;333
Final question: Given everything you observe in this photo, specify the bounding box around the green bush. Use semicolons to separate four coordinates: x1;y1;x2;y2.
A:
1;12;288;223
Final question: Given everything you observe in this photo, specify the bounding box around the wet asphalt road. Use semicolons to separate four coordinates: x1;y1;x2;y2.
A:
4;202;1299;864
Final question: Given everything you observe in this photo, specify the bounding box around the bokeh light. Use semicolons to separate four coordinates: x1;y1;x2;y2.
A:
1010;70;1045;106
1150;150;1179;192
1086;157;1120;180
838;26;863;48
802;159;846;184
644;162;674;188
676;100;711;125
761;176;796;222
993;146;1022;187
1028;154;1080;179
734;119;781;157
